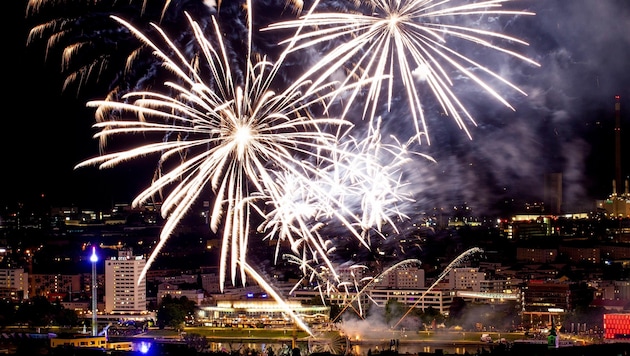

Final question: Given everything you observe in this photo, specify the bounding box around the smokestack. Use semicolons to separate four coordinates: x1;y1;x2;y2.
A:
614;95;622;195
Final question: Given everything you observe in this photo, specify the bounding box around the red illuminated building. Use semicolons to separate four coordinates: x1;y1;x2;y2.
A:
603;313;630;339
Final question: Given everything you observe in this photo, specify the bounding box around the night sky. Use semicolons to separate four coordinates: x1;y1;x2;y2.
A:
4;0;630;215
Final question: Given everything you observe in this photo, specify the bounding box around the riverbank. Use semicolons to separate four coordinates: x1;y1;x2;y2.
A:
1;327;626;355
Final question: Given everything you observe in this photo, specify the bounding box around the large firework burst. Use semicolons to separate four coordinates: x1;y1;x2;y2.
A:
75;11;337;285
266;0;540;144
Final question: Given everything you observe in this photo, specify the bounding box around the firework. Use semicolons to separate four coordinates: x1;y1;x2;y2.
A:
258;117;431;276
330;117;434;237
75;8;360;289
254;116;435;302
331;258;423;320
394;247;483;327
265;0;540;144
281;256;424;321
240;261;313;333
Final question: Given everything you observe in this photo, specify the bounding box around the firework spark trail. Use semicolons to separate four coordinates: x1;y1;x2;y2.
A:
331;258;422;321
26;0;217;101
283;254;371;313
393;247;483;327
265;0;540;145
240;261;314;335
282;253;423;320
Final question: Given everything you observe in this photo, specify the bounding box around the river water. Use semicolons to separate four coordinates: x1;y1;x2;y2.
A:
198;340;492;356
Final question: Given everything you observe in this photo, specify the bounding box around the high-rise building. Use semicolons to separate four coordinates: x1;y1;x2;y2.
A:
104;248;146;314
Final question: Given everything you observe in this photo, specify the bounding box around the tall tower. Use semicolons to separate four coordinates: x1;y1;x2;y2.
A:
602;95;630;218
543;173;562;215
614;95;622;196
104;248;147;314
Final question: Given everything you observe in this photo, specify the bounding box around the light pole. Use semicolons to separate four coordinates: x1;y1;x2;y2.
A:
90;246;98;336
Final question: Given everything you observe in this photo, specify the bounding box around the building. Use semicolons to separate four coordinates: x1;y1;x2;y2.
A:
198;299;330;327
0;268;29;300
516;247;558;263
510;218;553;240
479;279;519;294
601;244;630;260
603;313;630;340
146;270;223;295
521;280;593;328
591;280;630;310
374;265;425;290
333;262;368;288
29;273;83;300
150;273;198;285
368;288;456;315
446;267;486;291
558;245;601;264
200;273;222;294
50;335;133;351
598;194;630;218
104;248;147;314
157;282;205;305
289;288;368;309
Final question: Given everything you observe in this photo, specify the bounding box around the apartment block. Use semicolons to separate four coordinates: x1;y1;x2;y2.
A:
104;248;147;314
0;268;29;300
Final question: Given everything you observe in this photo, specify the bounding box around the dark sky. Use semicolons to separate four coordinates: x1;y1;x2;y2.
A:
4;0;630;215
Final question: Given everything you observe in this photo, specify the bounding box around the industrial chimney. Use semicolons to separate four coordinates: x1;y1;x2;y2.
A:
614;95;622;196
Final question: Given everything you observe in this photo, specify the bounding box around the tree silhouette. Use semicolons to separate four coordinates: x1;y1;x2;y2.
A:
157;295;197;330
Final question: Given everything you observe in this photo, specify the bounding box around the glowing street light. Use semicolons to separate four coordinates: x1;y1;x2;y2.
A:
90;246;98;336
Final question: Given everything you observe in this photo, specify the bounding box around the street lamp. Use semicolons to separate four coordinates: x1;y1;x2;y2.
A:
90;246;98;336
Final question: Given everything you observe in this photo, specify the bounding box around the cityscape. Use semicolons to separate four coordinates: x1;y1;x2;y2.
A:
1;170;629;354
4;0;630;355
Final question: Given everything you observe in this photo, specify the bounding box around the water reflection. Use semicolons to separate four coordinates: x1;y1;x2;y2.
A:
195;341;482;356
352;343;480;356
